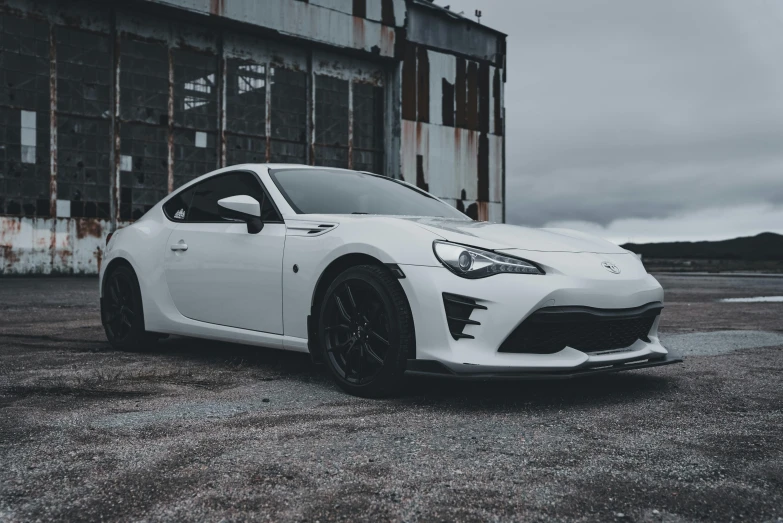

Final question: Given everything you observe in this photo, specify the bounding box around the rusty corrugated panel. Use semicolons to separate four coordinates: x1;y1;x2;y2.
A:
416;45;429;123
415;154;428;191
166;47;174;193
217;35;227;167
493;67;503;136
441;79;454;127
209;0;224;16
353;0;366;18
406;4;504;64
477;132;489;202
401;43;417;121
48;23;58;268
265;62;272;162
347;80;354;169
476;201;489;222
455;57;466;129
381;0;395;26
478;61;490;134
466;61;478;131
0;217;114;275
112;28;121;227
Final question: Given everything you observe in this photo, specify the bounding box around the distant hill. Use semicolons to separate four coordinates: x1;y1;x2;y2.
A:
622;232;783;261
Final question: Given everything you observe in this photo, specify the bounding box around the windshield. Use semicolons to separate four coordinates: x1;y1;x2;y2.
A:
269;168;471;219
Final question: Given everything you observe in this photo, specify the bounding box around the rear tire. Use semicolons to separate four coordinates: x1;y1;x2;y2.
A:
101;265;158;352
318;264;414;397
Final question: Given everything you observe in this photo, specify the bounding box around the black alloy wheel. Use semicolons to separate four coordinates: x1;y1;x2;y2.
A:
319;265;414;397
101;265;156;351
103;270;137;341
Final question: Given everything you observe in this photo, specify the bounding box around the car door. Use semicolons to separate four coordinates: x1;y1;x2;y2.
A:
162;170;285;334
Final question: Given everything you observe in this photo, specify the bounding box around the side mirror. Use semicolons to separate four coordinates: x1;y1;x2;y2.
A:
218;195;264;234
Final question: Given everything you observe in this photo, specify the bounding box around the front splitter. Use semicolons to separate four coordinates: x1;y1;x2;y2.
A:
404;353;683;381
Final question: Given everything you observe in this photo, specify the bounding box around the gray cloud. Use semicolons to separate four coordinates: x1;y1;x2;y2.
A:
440;0;783;235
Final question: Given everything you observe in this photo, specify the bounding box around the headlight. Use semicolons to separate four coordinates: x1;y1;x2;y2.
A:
432;241;544;278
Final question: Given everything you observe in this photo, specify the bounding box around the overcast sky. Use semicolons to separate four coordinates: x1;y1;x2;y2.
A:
437;0;783;244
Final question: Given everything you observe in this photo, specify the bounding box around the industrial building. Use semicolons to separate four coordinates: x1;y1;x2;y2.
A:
0;0;506;274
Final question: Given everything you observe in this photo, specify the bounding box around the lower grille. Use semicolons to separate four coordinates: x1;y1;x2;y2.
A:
499;302;662;354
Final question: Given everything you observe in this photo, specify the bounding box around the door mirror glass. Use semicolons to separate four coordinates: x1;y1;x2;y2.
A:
218;195;264;234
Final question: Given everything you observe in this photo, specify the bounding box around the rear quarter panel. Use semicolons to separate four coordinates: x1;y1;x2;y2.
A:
100;207;177;332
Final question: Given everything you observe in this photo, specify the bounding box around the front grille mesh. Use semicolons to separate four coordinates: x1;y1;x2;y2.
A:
499;304;661;354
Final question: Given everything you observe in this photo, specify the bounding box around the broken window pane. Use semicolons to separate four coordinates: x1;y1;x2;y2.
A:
120;38;168;125
56;27;111;118
226;134;266;166
119;124;168;220
56;116;111;219
0;14;49;112
314;75;349;168
352;82;384;173
270;140;306;165
0;107;50;216
173;49;217;130
0;14;50;217
173;129;217;189
270;67;307;164
226;59;266;136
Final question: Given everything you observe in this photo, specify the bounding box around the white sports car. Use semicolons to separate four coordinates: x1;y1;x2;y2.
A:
100;164;681;396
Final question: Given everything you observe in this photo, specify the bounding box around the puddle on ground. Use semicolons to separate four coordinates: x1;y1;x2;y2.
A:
718;296;783;303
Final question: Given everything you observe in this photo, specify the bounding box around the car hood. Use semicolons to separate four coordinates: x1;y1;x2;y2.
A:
401;217;627;254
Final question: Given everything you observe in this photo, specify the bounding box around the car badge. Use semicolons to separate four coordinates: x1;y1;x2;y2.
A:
602;261;621;274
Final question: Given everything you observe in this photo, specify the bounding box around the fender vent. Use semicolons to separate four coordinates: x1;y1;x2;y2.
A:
307;224;335;234
442;293;487;340
286;222;338;237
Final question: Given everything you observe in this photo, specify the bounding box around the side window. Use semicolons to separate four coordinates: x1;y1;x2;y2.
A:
177;171;281;223
163;188;194;222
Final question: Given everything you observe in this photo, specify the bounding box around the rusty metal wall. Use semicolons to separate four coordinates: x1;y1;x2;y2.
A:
0;0;506;275
399;43;505;223
142;0;404;58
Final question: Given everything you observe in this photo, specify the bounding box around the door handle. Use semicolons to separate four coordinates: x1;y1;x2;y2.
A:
170;242;188;252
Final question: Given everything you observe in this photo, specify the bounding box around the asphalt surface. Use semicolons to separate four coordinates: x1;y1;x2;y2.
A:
1;274;782;522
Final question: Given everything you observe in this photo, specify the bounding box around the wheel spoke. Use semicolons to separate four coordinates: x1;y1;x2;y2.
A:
345;283;359;310
114;278;123;301
121;314;132;328
334;296;352;323
108;280;119;302
344;338;359;356
369;330;389;346
365;344;384;365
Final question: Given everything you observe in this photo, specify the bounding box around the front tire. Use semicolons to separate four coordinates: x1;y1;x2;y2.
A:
318;265;414;397
101;265;157;352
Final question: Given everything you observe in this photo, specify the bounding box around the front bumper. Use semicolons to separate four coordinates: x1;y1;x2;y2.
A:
398;250;677;374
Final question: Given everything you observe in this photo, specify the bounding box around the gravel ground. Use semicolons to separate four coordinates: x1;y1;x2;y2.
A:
1;274;782;522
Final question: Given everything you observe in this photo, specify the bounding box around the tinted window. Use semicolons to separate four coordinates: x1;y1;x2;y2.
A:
164;171;280;222
163;189;192;222
269;168;470;219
